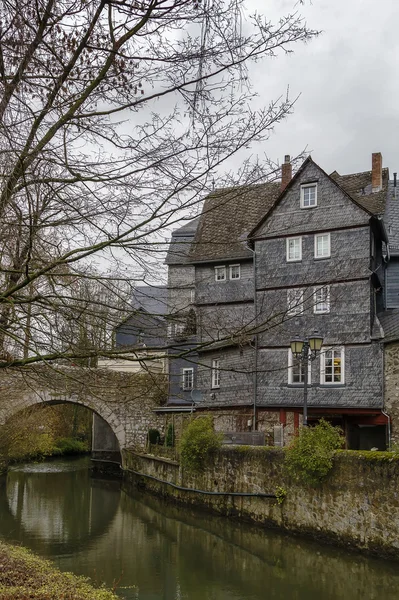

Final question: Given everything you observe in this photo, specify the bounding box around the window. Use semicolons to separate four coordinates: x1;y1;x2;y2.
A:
288;349;311;385
287;288;304;316
211;358;220;388
286;237;302;262
190;289;195;303
315;233;330;258
182;368;194;390
300;183;317;208
229;264;240;280
215;266;226;281
321;347;345;384
313;286;330;314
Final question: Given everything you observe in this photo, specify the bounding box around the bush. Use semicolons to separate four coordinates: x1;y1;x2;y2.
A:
166;424;175;447
179;416;222;473
53;437;89;455
147;428;161;445
285;419;343;486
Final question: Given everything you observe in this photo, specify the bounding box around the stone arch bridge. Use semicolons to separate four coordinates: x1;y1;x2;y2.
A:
0;366;167;465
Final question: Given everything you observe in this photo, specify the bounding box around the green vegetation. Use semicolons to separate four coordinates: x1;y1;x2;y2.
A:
179;416;222;473
166;424;175;447
147;428;161;445
285;420;344;486
0;404;91;472
275;486;287;505
0;542;118;599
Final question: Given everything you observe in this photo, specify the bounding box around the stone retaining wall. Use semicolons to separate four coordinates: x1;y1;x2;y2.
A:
123;446;399;559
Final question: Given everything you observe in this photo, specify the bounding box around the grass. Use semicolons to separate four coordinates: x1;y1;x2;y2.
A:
0;542;119;599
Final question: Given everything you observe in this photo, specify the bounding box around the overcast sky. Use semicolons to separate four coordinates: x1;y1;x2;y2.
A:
237;0;399;177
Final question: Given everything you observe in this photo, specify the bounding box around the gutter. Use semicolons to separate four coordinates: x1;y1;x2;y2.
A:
246;242;258;431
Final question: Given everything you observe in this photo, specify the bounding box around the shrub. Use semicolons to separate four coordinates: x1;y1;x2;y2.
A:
54;437;89;455
147;428;161;445
285;419;343;486
165;424;175;447
179;416;222;473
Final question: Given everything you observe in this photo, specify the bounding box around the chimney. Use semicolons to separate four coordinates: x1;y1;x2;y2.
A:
372;152;383;192
281;155;292;191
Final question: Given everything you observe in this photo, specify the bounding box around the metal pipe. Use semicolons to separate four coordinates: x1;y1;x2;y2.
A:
303;341;309;427
246;243;258;431
124;467;276;498
382;410;391;450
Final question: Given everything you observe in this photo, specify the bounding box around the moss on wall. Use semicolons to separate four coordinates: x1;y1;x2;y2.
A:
123;446;399;559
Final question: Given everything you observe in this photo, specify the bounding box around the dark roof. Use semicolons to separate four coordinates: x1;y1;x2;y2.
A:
131;285;168;317
189;182;281;262
182;158;389;264
378;310;399;343
330;168;389;215
383;181;399;252
197;337;253;353
165;217;200;265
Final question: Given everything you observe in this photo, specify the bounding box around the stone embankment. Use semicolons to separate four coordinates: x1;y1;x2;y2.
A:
123;446;399;559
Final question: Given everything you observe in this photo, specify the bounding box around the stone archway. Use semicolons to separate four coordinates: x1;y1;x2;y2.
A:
0;367;166;459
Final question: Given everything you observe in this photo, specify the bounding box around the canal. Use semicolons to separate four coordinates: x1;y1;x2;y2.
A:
1;456;399;599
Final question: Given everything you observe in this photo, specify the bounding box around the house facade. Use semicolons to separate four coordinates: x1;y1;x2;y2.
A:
164;152;399;449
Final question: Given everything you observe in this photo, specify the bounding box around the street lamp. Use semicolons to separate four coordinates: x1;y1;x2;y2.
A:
290;330;323;427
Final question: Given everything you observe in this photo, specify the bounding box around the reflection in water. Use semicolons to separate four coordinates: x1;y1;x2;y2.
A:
0;457;399;600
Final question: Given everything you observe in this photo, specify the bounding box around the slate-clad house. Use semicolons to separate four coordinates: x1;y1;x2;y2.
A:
162;152;399;448
99;285;168;373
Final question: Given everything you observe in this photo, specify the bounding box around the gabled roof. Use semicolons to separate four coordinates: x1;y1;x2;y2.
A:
131;285;168;317
249;157;388;239
189;182;281;262
165;217;200;265
330;168;389;215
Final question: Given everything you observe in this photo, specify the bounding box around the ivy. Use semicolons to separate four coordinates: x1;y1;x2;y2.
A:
284;419;343;486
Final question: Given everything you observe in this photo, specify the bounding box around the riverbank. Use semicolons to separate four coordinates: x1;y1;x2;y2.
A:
0;541;119;599
0;437;89;474
123;446;399;560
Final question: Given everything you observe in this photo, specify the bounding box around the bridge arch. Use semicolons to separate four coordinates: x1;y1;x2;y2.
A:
0;389;125;452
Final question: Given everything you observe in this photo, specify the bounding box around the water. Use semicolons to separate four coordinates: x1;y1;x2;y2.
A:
1;456;399;599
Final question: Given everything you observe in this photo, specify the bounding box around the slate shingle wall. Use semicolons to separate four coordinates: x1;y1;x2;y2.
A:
195;261;253;304
256;280;372;346
168;264;195;314
256;342;383;408
255;227;370;290
197;303;254;342
196;346;254;406
256;162;370;238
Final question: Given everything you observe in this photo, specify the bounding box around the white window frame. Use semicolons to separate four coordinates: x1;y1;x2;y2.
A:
229;264;240;280
288;349;311;385
214;266;226;282
300;183;317;208
287;288;304;316
314;233;331;259
320;347;345;385
313;286;330;314
211;358;220;389
182;368;194;391
286;237;302;262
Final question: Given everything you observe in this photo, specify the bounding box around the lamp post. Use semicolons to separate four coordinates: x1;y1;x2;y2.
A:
290;331;323;427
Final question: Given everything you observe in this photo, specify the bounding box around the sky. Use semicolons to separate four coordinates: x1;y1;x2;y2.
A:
234;0;399;177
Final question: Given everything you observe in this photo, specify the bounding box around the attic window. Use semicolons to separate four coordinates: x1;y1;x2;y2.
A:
300;183;317;208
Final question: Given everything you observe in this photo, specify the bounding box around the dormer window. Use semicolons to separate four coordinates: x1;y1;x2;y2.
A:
300;183;317;208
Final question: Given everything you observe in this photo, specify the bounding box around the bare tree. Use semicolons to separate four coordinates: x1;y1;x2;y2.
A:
0;0;317;367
